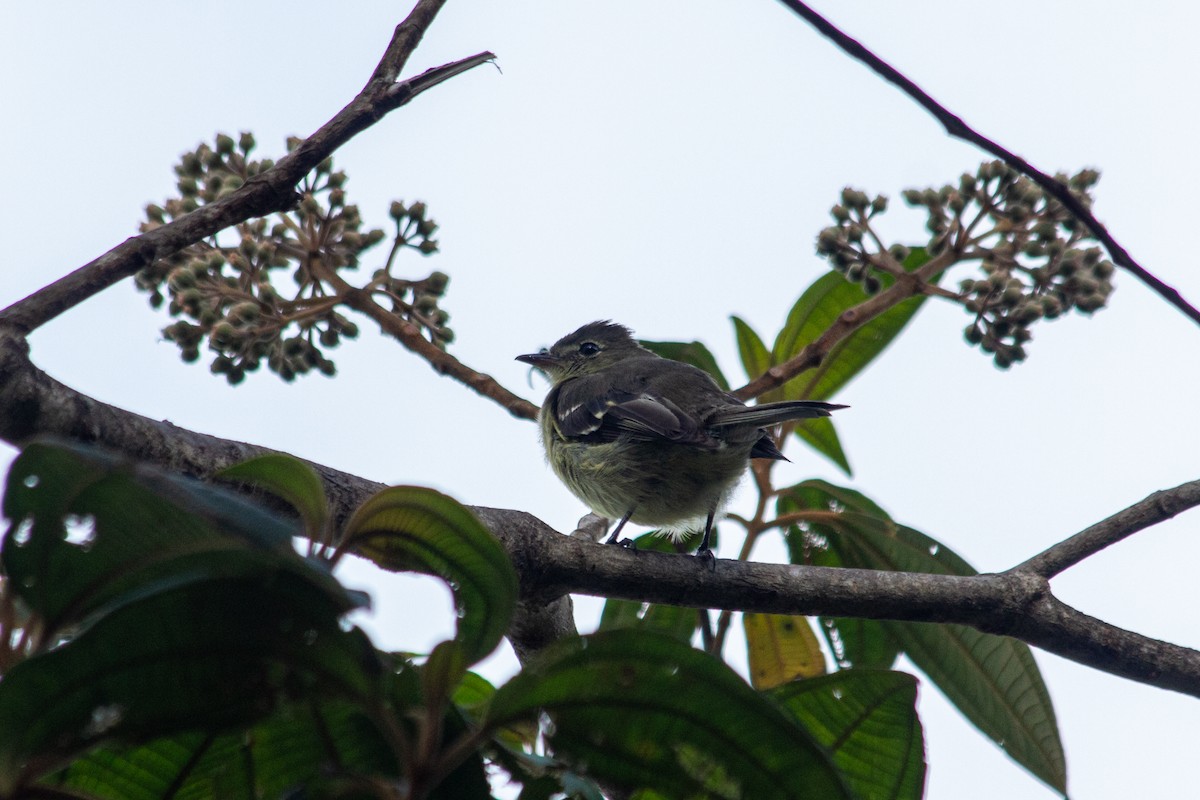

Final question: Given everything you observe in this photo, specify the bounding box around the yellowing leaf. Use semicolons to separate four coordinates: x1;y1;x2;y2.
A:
744;613;826;689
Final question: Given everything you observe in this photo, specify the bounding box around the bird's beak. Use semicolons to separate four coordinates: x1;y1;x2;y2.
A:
516;351;560;369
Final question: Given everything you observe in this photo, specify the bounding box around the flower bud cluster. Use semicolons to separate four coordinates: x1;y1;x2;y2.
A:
942;163;1110;368
135;133;448;383
816;162;1111;368
815;188;894;295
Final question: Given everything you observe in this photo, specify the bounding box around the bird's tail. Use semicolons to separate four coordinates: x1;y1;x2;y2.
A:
709;400;847;429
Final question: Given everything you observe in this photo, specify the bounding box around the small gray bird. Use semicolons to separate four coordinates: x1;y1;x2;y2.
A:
517;321;846;556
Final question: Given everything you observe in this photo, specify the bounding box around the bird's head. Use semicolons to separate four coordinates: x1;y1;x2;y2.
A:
516;320;649;383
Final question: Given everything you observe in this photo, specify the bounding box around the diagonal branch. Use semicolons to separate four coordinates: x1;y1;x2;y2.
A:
0;4;489;336
775;0;1200;327
1013;479;1200;578
339;288;538;420
368;0;449;86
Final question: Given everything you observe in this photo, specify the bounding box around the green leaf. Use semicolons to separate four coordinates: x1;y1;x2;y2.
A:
888;621;1064;794
772;670;925;800
0;574;382;794
216;453;329;541
795;416;852;476
772;248;934;400
780;480;1067;794
640;338;730;391
771;249;933;472
781;482;898;669
47;692;493;800
422;640;468;711
340;486;517;665
730;315;770;384
485;630;852;800
2;439;361;640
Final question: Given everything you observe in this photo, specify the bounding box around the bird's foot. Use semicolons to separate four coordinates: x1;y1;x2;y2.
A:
695;547;716;570
604;535;638;550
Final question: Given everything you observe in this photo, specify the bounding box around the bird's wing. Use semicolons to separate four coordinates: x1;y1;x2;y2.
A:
550;375;713;446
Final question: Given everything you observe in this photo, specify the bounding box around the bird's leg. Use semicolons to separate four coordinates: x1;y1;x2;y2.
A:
695;509;717;568
605;508;637;548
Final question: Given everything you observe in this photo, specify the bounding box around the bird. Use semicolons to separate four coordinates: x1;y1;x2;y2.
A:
516;321;846;557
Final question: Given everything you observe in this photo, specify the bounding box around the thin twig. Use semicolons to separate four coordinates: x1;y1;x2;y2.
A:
337;283;537;420
775;0;1200;327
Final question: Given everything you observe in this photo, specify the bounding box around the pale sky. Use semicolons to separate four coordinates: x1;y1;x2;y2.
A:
3;3;1200;798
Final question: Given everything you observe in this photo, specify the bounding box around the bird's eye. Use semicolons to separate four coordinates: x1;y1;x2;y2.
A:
578;341;601;356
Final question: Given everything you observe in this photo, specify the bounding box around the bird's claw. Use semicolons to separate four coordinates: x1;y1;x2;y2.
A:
695;548;716;570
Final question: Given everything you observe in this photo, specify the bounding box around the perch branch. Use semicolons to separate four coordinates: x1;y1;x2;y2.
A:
3;329;1200;697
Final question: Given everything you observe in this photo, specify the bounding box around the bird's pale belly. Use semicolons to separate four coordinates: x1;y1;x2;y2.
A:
548;438;748;527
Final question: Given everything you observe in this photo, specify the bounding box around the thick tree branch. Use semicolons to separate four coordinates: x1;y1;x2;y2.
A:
775;0;1200;327
3;330;1199;697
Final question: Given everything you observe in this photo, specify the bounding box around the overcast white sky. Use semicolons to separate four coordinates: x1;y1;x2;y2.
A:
3;2;1200;798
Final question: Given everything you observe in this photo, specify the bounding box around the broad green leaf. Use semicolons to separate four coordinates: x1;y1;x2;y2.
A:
772;247;933;399
0;574;382;794
817;614;899;671
341;486;517;664
889;620;1064;794
48;695;491;800
453;670;497;715
640;338;730;391
485;630;852;800
598;598;698;643
2;439;361;640
730;315;771;385
781;483;898;669
772;249;933;472
772;670;925;800
216;453;329;540
780;480;1067;794
744;613;826;689
794;416;852;476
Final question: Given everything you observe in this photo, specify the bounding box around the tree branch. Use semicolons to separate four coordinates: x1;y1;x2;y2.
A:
3;328;1199;697
0;6;490;336
1013;480;1200;578
338;285;537;421
775;0;1200;327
